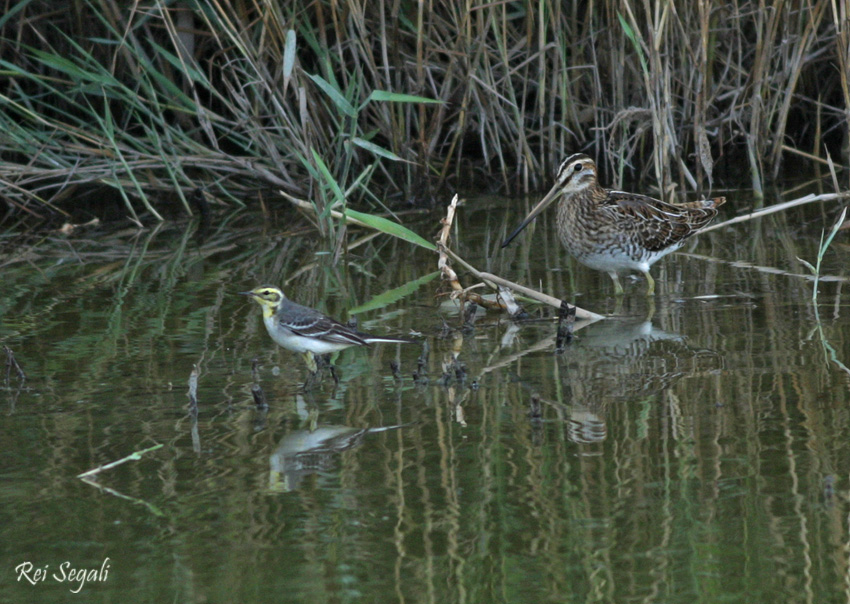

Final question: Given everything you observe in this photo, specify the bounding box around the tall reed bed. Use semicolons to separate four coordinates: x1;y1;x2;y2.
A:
0;0;847;219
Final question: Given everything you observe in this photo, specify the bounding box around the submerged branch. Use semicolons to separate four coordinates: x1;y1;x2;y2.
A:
680;252;850;284
283;191;603;321
77;444;164;479
437;195;604;322
700;192;850;234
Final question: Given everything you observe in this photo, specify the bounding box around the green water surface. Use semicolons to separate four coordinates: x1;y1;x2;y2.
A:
1;193;848;603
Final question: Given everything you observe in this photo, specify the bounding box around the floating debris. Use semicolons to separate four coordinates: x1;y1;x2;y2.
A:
4;346;26;387
251;358;268;411
555;300;576;352
187;364;199;418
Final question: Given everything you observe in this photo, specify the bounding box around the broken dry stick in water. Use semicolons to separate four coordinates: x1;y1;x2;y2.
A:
284;190;605;321
700;192;849;234
436;195;604;321
77;444;164;479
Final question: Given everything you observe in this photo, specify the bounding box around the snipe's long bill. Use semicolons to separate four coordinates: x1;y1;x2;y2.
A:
501;153;726;295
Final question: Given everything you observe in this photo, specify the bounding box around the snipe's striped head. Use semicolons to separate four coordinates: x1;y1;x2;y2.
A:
502;153;599;248
551;153;598;196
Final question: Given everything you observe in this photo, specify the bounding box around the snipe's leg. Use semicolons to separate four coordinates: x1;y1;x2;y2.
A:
644;296;656;322
608;272;625;296
643;271;656;296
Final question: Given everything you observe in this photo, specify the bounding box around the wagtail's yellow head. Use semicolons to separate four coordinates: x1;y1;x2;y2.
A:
240;286;285;318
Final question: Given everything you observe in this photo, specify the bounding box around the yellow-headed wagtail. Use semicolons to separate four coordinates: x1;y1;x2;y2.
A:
241;285;413;373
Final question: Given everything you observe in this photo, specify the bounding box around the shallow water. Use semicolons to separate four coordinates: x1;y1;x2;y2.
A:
1;192;849;603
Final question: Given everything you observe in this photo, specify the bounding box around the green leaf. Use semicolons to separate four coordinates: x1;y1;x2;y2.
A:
307;72;357;117
29;47;93;81
283;30;297;79
821;206;847;257
366;90;443;104
0;0;36;29
350;272;440;314
148;39;207;86
345;208;436;251
617;12;648;76
797;257;816;274
311;147;346;206
351;137;402;161
295;150;320;180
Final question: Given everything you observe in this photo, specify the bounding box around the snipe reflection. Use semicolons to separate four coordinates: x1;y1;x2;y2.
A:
522;317;722;444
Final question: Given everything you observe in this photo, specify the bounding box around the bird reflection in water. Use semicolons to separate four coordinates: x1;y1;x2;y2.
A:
269;407;409;492
523;317;722;444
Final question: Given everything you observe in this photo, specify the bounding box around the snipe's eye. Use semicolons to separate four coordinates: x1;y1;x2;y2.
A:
573;163;582;172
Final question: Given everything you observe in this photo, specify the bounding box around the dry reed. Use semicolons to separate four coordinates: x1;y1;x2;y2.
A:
0;0;847;220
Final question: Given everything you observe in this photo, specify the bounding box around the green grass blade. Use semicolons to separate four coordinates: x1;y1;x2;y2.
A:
617;12;648;76
821;207;847;256
307;73;357;118
344;208;436;251
28;46;97;81
797;257;816;274
812;206;848;302
311;147;346;206
148;39;207;86
366;90;443;104
283;30;297;79
0;0;37;28
351;137;402;161
349;271;440;314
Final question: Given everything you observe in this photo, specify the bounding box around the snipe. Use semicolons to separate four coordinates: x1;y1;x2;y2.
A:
502;154;726;295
